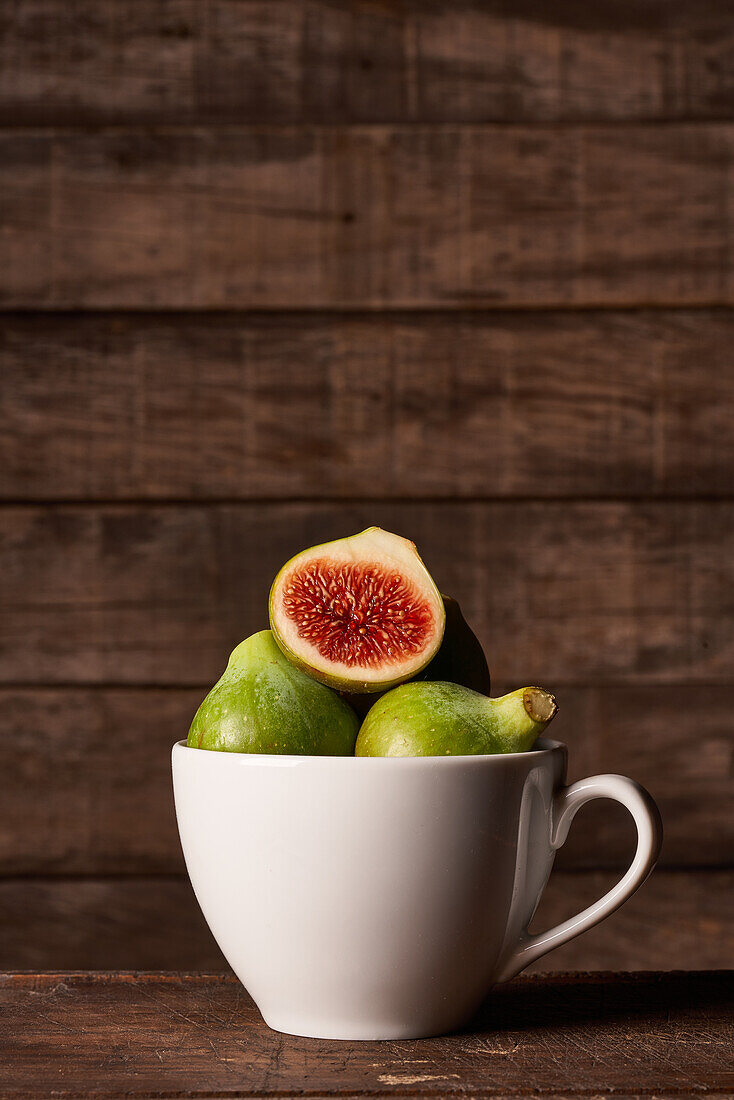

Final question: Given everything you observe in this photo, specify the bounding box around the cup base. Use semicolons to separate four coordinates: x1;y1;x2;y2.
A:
260;1008;466;1041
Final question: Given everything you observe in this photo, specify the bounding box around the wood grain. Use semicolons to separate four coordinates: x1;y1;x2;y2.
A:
2;125;733;309
0;688;198;875
0;876;227;972
1;685;731;873
2;970;731;1096
527;870;734;974
2;502;734;688
3;1;734;125
1;872;730;973
5;310;734;500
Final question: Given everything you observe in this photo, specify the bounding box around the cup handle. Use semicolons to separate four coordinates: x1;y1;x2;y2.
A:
497;774;663;981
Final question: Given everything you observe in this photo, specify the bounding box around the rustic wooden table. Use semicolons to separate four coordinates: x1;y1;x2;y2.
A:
2;971;732;1098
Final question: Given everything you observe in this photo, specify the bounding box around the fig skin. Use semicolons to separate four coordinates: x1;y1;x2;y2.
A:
342;594;490;717
355;681;557;757
269;527;445;693
187;630;359;755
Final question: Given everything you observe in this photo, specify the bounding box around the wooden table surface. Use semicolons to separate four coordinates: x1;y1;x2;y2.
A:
2;971;732;1098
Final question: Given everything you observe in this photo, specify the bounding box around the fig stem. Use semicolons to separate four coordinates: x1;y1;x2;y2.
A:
522;687;557;724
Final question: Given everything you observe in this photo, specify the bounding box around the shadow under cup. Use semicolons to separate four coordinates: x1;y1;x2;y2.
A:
172;738;661;1040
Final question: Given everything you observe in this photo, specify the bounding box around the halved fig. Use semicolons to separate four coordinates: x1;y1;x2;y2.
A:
269;527;445;692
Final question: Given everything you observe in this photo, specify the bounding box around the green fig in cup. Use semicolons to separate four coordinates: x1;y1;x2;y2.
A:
355;681;557;757
187;630;359;755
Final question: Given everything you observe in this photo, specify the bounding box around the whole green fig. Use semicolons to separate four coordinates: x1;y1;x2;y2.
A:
355;681;556;757
188;630;359;755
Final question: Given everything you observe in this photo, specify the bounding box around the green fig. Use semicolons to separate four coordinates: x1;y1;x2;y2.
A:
355;681;557;757
187;630;359;755
269;527;445;693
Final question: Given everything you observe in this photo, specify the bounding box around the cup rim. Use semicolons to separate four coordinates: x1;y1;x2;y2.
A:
173;736;566;764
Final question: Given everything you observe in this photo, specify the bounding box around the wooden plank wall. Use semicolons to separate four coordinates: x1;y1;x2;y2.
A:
1;0;733;972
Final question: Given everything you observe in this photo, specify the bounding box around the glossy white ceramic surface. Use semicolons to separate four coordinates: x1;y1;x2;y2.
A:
172;739;662;1039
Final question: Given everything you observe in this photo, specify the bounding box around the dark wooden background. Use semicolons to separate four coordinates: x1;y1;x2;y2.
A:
1;0;733;973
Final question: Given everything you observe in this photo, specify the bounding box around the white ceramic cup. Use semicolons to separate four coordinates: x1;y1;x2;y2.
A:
172;738;662;1040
